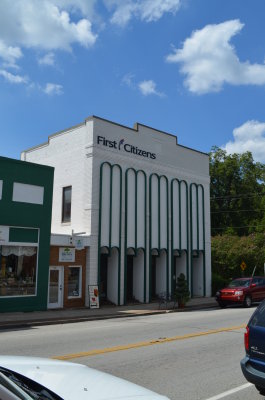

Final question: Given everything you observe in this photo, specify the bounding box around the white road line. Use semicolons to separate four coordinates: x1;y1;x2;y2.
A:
204;383;253;400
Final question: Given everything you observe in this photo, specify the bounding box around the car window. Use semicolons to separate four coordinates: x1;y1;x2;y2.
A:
258;278;264;286
252;278;261;286
250;302;265;327
228;279;251;288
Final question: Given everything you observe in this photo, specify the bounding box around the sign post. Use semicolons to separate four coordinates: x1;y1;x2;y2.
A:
240;261;247;271
70;230;86;250
240;261;247;277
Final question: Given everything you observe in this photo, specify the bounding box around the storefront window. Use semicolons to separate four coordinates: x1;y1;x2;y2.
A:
68;266;81;298
0;246;37;297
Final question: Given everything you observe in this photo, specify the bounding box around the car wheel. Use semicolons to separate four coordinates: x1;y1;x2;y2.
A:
218;301;227;309
244;295;252;308
255;385;265;395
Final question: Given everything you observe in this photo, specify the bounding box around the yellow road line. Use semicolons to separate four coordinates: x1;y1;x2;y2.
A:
52;323;246;361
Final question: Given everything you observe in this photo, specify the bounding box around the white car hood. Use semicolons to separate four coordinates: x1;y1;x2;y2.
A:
0;356;169;400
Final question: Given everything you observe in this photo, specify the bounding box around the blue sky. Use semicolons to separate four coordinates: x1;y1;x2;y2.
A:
1;0;265;162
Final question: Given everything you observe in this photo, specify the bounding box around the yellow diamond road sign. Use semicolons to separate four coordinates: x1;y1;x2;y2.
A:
241;261;247;271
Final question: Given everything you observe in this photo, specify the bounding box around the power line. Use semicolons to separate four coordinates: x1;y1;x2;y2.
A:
211;193;265;200
211;209;265;214
212;225;265;230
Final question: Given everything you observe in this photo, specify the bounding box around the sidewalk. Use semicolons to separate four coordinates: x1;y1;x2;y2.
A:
0;297;217;330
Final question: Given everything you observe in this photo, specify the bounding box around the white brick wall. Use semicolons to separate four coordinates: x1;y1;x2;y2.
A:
22;116;211;304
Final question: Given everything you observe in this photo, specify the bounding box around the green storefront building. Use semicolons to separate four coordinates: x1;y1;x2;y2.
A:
0;156;54;312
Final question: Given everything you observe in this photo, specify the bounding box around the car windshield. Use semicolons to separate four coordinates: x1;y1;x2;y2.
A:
228;279;251;288
0;367;63;400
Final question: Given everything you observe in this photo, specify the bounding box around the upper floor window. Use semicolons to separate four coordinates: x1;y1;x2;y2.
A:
62;186;72;223
12;182;44;205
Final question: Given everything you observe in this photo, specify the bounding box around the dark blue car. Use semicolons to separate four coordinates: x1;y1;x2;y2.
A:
241;300;265;395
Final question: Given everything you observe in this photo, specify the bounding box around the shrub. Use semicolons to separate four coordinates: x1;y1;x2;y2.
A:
211;272;229;296
175;273;190;307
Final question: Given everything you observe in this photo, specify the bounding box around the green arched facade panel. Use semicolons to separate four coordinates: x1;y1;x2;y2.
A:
98;162;122;305
170;178;189;294
124;168;147;304
189;183;206;297
149;173;169;301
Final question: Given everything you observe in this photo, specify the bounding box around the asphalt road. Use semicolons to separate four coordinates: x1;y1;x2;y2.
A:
0;306;263;400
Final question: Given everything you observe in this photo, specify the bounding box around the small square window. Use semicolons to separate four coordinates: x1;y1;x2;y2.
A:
62;186;72;223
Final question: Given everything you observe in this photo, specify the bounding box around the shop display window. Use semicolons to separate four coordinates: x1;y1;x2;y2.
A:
0;246;37;297
68;266;81;298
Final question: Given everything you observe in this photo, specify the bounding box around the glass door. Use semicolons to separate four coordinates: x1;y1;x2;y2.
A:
48;267;63;309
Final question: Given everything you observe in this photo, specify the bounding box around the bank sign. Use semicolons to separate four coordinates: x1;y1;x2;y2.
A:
97;136;156;160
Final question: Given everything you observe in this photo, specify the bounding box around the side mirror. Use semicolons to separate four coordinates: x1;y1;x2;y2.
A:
251;283;257;288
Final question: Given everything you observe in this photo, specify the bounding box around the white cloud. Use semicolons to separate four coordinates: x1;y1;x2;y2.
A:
166;19;265;94
43;82;64;95
138;79;164;96
106;0;181;26
52;0;97;18
0;69;27;84
0;1;98;89
0;1;97;51
0;40;22;68
38;52;56;66
122;72;135;88
223;120;265;163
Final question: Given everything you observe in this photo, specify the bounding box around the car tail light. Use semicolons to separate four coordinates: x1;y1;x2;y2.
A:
244;326;249;352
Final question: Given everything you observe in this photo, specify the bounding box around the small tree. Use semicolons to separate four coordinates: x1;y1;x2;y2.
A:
175;273;190;307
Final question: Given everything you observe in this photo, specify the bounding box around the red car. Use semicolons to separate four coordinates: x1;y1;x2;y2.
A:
216;276;265;308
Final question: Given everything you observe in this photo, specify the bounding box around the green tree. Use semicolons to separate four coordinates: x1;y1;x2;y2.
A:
211;233;265;280
210;147;265;236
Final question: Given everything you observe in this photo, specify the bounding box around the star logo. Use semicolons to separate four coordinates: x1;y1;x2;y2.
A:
119;138;125;149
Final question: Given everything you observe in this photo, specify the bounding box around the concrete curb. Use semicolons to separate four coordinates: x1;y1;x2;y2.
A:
0;302;217;330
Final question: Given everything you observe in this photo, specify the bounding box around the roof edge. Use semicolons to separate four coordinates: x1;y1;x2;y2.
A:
21;115;209;157
0;155;54;170
21;121;86;155
86;115;178;141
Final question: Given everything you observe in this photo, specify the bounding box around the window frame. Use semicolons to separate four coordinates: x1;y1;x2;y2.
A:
61;186;72;223
0;180;3;200
67;265;82;299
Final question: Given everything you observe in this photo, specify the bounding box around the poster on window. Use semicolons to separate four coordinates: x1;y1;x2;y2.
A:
89;285;99;309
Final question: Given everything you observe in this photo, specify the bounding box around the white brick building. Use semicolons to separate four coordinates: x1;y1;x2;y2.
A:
21;116;211;307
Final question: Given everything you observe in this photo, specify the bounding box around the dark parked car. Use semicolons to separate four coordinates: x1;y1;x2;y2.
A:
241;300;265;395
216;277;265;308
